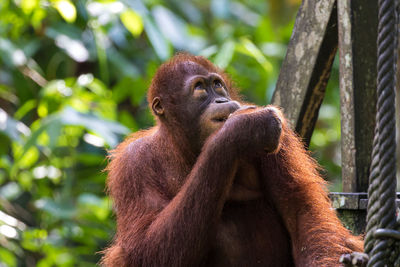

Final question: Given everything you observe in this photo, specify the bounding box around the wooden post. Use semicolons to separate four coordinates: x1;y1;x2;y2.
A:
337;0;378;193
272;0;379;234
272;0;337;146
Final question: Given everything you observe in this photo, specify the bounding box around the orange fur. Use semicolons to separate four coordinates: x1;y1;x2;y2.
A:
101;54;363;266
262;121;363;266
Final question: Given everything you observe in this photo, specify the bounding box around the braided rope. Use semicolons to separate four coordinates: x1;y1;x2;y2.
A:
365;0;398;264
365;128;381;254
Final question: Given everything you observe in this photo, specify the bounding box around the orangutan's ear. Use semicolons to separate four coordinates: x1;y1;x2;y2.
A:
152;97;164;116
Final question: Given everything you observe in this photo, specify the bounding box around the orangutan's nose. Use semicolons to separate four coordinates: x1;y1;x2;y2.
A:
215;97;229;104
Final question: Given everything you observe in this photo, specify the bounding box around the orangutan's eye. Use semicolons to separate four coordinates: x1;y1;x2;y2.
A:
213;80;223;89
194;81;205;90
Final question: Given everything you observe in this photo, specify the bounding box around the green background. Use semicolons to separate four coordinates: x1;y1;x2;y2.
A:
0;0;343;265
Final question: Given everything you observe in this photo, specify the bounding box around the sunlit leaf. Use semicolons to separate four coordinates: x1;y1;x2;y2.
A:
87;1;124;18
58;107;129;147
176;1;203;24
21;0;39;15
37;102;48;118
230;1;260;26
0;38;27;67
0;247;17;267
0;85;18;104
22;107;129;156
238;37;273;74
81;75;108;97
142;16;171;60
46;119;62;149
0;108;30;142
18;171;33;190
78;194;109;220
121;0;148;16
14;100;37;120
21;229;47;252
211;0;230;19
152;6;186;49
152;6;205;53
199;45;218;58
53;0;77;23
17;147;39;168
260;42;287;58
93;29;109;84
46;25;89;62
214;40;235;69
35;198;75;219
120;9;143;37
31;7;47;29
0;182;21;200
255;17;275;43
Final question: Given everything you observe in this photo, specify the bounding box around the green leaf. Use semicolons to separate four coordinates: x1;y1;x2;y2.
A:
14;100;37;120
21;0;39;15
78;194;110;220
21;107;129;156
21;229;48;251
17;146;39;168
238;37;273;74
119;110;138;131
152;6;205;52
255;17;275;43
120;9;144;37
0;38;27;67
0;182;22;200
0;247;17;267
46;24;89;62
260;42;287;58
107;47;140;78
112;77;133;103
0;108;30;142
211;0;230;19
214;40;235;69
31;7;47;29
199;45;218;58
152;6;186;49
112;77;147;106
143;16;171;61
57;107;129;147
35;198;75;219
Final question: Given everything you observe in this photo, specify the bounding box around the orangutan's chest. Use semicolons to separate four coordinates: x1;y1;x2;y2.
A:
207;201;293;267
228;160;263;201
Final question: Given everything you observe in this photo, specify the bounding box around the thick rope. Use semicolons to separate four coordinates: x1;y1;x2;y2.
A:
365;0;399;264
365;127;381;254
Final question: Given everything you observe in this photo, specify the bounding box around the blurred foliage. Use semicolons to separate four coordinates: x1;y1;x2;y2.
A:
0;0;344;265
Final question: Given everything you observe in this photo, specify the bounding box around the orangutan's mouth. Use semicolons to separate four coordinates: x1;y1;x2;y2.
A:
211;116;228;123
207;101;241;124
